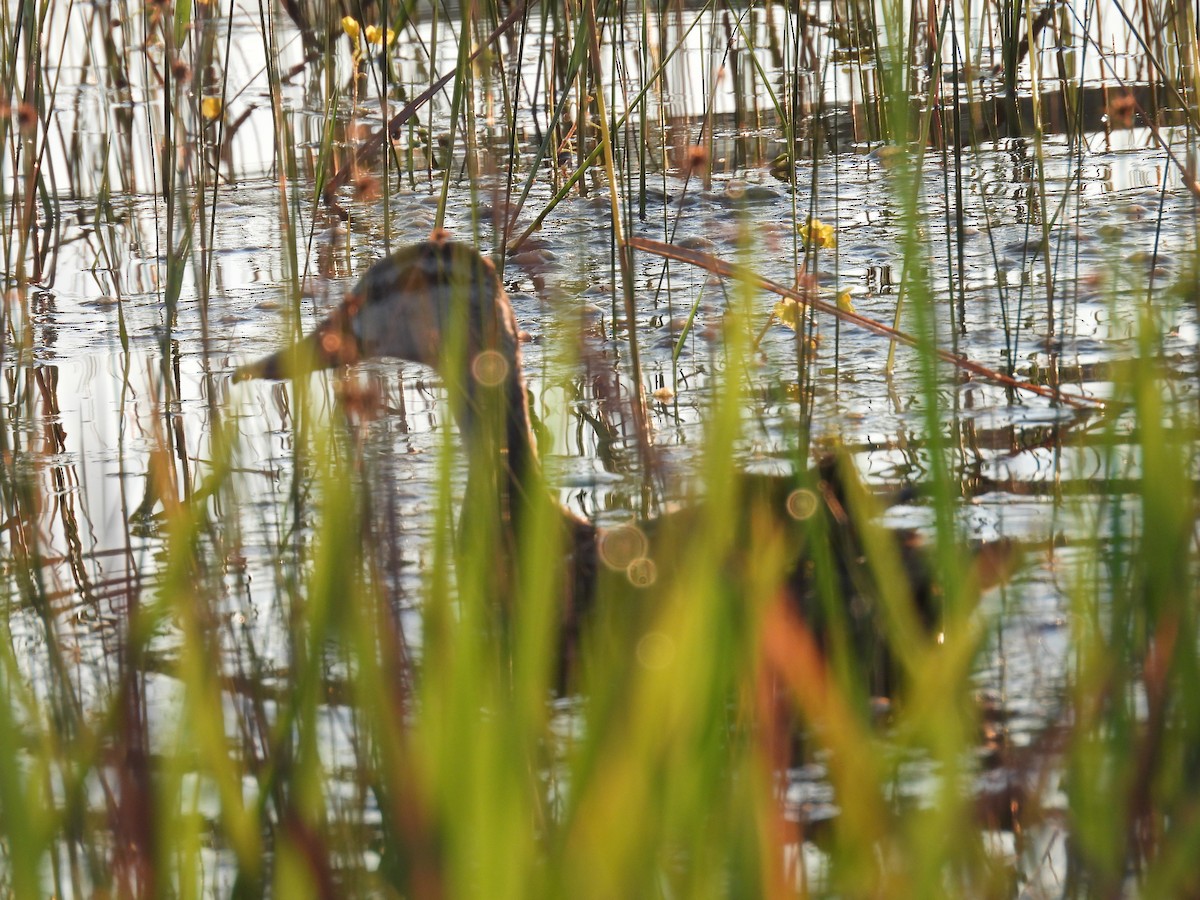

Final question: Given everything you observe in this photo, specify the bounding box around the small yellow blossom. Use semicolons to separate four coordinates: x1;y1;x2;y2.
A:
772;298;819;348
341;16;361;41
200;96;222;121
836;289;856;313
365;25;396;45
798;217;836;250
773;298;804;331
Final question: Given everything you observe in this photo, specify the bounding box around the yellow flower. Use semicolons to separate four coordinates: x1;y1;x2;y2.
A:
773;299;804;331
836;289;856;313
365;25;395;45
341;16;361;41
200;96;222;121
798;217;836;249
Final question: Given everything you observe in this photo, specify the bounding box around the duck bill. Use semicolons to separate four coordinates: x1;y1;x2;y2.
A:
233;305;362;383
232;333;323;382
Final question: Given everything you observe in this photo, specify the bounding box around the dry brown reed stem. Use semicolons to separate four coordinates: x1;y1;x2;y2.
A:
628;237;1106;411
321;0;529;217
585;0;652;480
759;598;890;883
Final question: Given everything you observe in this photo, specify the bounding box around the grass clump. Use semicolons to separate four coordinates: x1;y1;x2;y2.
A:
0;0;1196;897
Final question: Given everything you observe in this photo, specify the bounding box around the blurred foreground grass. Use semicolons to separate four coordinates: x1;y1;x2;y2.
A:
0;0;1197;896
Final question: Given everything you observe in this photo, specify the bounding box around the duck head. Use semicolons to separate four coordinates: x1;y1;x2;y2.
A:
234;233;520;392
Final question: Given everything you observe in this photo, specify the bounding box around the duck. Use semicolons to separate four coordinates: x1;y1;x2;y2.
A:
234;232;1013;693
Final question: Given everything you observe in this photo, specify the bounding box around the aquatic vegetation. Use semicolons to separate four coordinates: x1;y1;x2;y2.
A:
0;0;1196;897
798;217;837;250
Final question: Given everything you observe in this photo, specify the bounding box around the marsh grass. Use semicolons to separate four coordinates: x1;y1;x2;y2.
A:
0;0;1197;896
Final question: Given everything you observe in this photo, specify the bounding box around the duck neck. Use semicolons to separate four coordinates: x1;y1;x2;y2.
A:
456;364;544;531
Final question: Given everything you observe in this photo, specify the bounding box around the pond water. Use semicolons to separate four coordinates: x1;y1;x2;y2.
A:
4;0;1198;894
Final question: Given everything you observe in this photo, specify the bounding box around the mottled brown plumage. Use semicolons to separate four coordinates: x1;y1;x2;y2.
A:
236;236;600;669
236;234;1013;692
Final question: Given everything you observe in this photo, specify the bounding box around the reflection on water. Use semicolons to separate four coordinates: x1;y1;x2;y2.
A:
2;0;1198;892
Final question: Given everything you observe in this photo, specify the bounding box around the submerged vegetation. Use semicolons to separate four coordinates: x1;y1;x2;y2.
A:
0;0;1197;896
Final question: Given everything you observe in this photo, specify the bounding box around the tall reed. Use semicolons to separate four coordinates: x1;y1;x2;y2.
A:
0;0;1196;896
